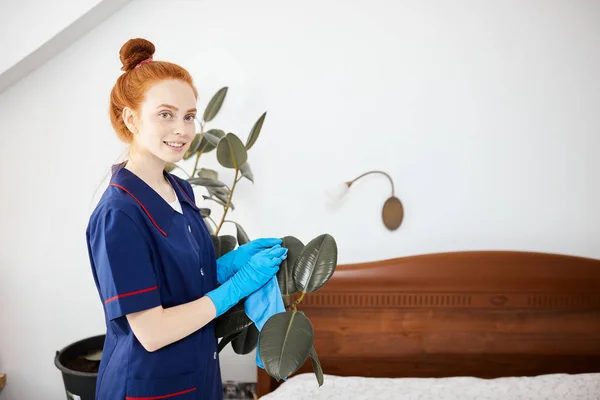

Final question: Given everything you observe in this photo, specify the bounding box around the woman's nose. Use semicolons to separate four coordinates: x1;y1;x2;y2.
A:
173;124;185;136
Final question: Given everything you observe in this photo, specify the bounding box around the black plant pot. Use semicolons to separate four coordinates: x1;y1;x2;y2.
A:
54;334;105;400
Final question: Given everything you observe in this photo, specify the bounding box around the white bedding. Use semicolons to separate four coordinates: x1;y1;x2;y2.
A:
259;372;600;400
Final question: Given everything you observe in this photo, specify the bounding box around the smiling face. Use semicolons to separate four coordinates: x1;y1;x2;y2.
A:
124;79;197;164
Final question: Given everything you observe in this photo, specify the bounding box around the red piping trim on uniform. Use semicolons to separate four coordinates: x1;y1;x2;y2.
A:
110;183;168;236
104;286;158;304
171;179;199;209
125;387;197;399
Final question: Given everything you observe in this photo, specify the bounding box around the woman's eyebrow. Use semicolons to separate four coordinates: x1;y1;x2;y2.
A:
156;104;197;113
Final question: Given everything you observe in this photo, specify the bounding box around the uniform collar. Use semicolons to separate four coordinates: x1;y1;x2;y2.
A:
109;162;200;236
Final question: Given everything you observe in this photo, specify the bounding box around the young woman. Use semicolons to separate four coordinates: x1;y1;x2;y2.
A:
85;38;287;400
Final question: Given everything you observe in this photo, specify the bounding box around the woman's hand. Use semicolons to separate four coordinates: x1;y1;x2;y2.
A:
216;237;282;284
207;246;288;317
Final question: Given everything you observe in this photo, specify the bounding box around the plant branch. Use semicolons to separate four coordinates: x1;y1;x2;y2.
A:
283;294;292;310
192;152;202;177
293;292;306;307
215;168;239;234
347;170;395;197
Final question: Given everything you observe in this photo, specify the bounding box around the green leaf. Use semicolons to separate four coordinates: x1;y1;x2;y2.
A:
246;111;266;150
217;133;248;169
259;311;314;381
232;324;259;355
309;345;324;387
202;195;234;210
200;208;211;217
203;218;214;234
200;129;225;150
207;187;232;208
183;134;203;160
164;163;176;173
231;222;250;245
277;236;304;297
196;140;215;154
239;162;254;183
211;235;237;258
207;128;226;138
293;234;338;294
202;195;226;207
187;177;227;187
203;87;228;122
221;235;237;255
197;129;225;154
197;168;218;180
215;299;252;338
201;132;220;147
207;186;229;196
218;330;242;353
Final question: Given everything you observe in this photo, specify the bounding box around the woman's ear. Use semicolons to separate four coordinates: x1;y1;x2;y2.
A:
122;107;139;134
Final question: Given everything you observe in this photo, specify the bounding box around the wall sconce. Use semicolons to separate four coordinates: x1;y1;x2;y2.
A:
326;170;404;231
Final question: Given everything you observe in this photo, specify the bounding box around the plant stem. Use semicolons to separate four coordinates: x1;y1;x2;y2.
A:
293;292;306;306
215;168;239;234
284;294;292;310
347;170;395;197
192;152;202;177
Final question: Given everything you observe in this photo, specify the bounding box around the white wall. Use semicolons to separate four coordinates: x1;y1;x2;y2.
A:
1;0;600;398
0;0;104;73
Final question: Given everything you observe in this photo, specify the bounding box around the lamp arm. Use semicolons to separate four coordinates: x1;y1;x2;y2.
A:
346;170;395;197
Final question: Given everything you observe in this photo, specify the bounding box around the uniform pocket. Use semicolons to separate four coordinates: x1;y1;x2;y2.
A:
125;372;198;399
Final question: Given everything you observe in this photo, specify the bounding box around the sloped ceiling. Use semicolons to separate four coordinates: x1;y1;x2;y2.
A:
0;0;131;94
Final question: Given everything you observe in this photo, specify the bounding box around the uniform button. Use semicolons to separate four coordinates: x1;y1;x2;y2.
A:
200;268;204;276
214;352;217;359
188;225;192;232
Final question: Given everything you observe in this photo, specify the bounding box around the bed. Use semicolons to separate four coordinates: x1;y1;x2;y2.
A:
256;251;600;399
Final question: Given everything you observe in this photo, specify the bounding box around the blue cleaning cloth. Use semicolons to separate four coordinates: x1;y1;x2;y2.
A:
244;275;286;369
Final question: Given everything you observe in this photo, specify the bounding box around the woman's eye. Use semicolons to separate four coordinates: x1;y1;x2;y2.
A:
185;114;196;121
159;112;172;119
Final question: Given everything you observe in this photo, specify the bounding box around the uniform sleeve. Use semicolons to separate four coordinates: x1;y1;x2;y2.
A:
88;208;162;320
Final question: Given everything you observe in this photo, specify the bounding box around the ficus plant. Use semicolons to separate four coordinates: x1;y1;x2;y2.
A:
167;87;338;386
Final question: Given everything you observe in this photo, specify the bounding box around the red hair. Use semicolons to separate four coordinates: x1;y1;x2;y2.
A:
109;38;199;143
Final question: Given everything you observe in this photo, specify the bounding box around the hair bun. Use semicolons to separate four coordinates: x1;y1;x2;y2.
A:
119;38;156;72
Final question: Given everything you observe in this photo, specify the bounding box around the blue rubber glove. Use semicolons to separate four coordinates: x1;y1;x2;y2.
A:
206;246;288;317
216;238;283;284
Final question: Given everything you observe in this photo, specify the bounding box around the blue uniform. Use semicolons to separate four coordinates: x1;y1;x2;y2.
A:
86;162;223;400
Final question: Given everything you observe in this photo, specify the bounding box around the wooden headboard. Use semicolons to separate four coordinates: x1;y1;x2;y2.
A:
257;251;600;397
